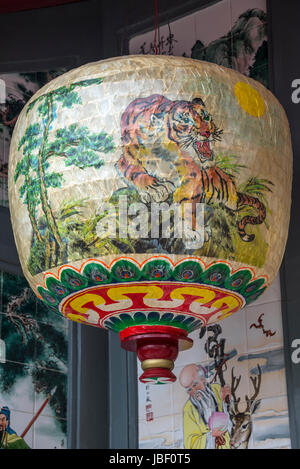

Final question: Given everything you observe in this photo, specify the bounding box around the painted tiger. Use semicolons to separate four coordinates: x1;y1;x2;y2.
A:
116;94;266;242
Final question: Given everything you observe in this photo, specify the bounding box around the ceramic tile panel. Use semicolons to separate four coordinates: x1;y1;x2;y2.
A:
131;0;290;451
35;297;69;331
139;415;175;449
194;0;231;47
222;354;252;402
162;12;197;57
173;412;184;448
230;0;266;27
0;271;3;311
0;133;5;206
172;364;194;417
229;398;256;448
33;368;67;422
172;359;221;416
0;362;35;414
1;271;68;372
35;301;69;349
0;174;8;207
0;269;69;448
231;26;267;77
230;0;267;83
177;318;249;395
173;361;233;449
191;2;232;65
246;351;287;400
175;326;209;368
138;364;174;420
224;361;288;449
0;85;12;204
0;66;70;447
129;23;172;56
0;75;39;208
249;62;269;89
129;0;231;58
192;1;268;87
37;323;68;367
0;73;38;100
3;409;34;449
129;31;151;55
245;300;284;353
139;327;291;449
251;395;291;449
33;414;67;449
214;307;248;356
251;273;281;307
0;70;66;209
129;10;196;57
2;271;36;320
0;312;37;364
193;42;233;69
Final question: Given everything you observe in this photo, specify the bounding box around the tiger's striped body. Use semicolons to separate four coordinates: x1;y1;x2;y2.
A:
116;94;266;242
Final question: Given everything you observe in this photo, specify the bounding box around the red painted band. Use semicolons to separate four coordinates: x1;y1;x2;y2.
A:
119;324;187;341
140;367;177;383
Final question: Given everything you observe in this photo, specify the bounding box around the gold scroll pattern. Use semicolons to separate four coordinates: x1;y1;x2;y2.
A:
60;282;245;329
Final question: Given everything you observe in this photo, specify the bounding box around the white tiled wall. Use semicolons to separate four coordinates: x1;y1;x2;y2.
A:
138;274;291;449
133;0;290;449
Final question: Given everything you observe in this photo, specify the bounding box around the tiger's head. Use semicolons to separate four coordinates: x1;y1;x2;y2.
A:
171;97;222;165
121;94;223;168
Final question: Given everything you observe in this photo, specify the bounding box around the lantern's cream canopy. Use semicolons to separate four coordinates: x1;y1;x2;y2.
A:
8;56;292;383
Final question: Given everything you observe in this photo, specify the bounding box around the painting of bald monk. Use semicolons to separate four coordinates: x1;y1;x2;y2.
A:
179;364;232;449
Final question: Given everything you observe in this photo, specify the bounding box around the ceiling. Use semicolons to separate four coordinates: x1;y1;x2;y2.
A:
0;0;84;14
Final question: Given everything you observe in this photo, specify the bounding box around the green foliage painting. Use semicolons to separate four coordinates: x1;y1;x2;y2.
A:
103;153;273;268
0;272;68;436
15;78;115;275
197;154;274;266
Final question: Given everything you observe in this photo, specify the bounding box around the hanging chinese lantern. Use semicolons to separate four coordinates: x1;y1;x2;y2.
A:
8;56;292;384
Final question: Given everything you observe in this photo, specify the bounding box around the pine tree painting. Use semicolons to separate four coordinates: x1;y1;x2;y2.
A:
0;271;68;441
14;78;115;275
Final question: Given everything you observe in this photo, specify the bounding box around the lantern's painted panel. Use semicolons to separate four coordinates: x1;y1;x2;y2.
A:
8;55;292;332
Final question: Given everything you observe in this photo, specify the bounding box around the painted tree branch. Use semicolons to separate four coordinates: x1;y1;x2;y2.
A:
5;288;44;344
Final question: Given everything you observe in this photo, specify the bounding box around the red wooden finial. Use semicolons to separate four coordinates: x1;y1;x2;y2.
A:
120;324;193;384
